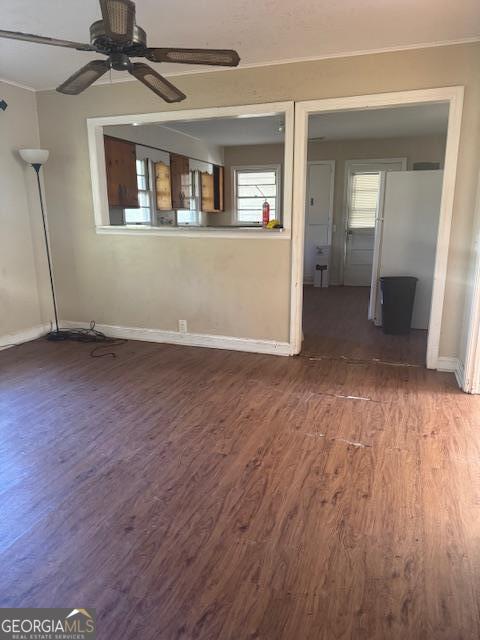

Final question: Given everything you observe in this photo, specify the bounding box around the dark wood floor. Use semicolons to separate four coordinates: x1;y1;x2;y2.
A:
302;285;427;365
1;337;480;639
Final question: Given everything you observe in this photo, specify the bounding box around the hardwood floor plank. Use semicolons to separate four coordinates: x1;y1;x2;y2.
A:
1;338;480;638
302;285;427;365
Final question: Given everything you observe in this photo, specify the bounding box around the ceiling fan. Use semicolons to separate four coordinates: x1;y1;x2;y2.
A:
0;0;240;103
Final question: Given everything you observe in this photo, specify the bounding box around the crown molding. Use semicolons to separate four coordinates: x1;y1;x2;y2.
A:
0;76;36;92
154;35;480;79
7;35;480;93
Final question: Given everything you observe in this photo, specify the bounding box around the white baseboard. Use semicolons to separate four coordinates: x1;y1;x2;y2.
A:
436;356;459;372
437;356;466;390
62;321;292;357
455;359;465;390
0;323;50;351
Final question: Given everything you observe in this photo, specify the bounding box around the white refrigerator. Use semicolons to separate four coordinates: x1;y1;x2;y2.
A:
371;170;443;330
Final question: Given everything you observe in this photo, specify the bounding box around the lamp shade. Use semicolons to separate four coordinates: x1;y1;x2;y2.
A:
19;148;49;165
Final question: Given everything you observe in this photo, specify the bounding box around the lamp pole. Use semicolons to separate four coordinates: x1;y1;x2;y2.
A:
32;163;60;335
19;149;60;338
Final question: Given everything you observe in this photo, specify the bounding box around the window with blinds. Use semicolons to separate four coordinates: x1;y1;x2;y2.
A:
124;159;152;225
234;167;279;224
348;172;381;229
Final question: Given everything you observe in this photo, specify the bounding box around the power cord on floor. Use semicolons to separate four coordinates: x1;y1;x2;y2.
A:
46;321;127;358
0;321;127;358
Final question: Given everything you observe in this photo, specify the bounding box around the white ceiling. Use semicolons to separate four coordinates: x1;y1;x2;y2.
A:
158;103;449;146
0;0;479;91
308;104;450;141
161;115;286;146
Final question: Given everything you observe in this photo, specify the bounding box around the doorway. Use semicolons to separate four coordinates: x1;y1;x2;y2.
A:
291;87;464;369
303;161;335;286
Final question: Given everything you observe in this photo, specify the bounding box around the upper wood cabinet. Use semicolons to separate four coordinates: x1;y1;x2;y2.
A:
200;165;224;213
155;161;172;211
104;136;139;208
200;172;214;212
213;165;224;212
170;153;191;210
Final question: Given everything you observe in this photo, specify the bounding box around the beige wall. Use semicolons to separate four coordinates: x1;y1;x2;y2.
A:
36;43;480;357
0;81;52;341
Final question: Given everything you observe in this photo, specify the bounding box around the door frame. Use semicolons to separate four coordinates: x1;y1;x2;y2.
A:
290;86;464;370
461;171;480;392
304;160;335;283
342;157;407;287
369;171;387;323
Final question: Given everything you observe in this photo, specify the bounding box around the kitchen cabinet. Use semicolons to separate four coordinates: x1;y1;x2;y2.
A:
170;153;191;210
213;165;224;211
200;171;214;212
155;161;172;210
104;135;139;208
201;165;224;213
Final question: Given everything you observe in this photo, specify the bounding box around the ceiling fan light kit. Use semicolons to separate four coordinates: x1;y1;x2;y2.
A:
0;0;240;102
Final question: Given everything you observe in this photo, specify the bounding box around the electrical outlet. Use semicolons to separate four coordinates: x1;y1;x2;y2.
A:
178;319;187;334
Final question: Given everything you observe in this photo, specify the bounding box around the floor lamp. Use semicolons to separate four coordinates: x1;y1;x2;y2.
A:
19;148;61;340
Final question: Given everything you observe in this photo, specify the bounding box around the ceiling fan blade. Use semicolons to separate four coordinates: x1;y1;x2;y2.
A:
146;48;240;67
99;0;136;42
57;60;110;95
129;63;186;103
0;29;94;51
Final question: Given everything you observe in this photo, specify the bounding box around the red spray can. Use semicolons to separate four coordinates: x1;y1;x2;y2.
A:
262;200;270;227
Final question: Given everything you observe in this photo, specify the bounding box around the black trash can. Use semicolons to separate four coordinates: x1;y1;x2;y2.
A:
380;276;418;335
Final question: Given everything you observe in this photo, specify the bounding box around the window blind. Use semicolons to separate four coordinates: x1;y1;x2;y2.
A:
235;169;278;224
348;172;381;229
125;159;151;224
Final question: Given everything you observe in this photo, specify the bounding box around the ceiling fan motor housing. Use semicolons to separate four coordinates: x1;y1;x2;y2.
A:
89;20;147;56
109;53;132;70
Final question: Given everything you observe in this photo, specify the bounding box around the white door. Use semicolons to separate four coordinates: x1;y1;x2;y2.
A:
303;162;334;284
375;170;444;330
343;159;406;286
